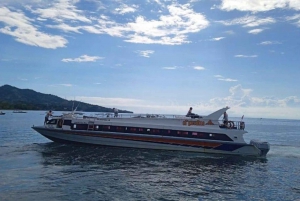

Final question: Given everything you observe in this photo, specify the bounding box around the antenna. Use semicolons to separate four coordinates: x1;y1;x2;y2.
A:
74;102;80;112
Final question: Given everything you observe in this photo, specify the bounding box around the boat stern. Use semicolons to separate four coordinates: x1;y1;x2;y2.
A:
250;139;270;157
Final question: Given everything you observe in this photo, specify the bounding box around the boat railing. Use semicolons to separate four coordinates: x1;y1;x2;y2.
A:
218;120;245;130
69;113;245;130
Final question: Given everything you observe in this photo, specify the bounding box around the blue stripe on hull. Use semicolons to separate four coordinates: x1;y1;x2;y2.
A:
214;144;244;151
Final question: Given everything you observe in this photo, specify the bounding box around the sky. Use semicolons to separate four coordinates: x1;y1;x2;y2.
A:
1;0;300;119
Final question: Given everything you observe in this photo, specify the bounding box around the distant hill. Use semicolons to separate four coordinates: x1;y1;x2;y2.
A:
0;85;132;113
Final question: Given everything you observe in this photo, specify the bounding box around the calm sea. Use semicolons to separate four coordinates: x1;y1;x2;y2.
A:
0;111;299;201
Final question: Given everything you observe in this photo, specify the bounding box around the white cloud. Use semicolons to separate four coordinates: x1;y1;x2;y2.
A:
259;41;282;45
214;75;237;82
235;55;258;58
122;4;209;45
162;66;177;70
286;14;300;27
115;4;138;14
193;66;205;70
79;3;209;45
248;28;264;34
72;85;300;119
0;7;67;49
136;50;154;58
218;78;238;82
58;84;73;87
218;0;300;12
30;0;91;23
209;84;300;109
1;2;210;46
224;30;235;34
210;37;225;41
62;55;104;62
47;23;82;33
217;16;275;27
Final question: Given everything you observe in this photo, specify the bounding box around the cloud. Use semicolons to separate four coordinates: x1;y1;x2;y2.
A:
210;37;225;41
286;14;300;27
1;1;210;47
248;28;264;34
30;0;91;23
74;85;300;119
214;75;237;82
162;66;177;70
224;30;235;35
209;84;300;109
58;84;73;87
62;55;104;62
48;3;209;45
193;66;205;70
122;4;210;45
0;7;67;49
218;0;300;12
235;55;258;58
217;16;275;27
115;4;138;14
259;41;282;45
136;50;154;58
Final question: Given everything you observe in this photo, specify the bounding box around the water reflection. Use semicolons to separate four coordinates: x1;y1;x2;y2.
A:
36;142;267;170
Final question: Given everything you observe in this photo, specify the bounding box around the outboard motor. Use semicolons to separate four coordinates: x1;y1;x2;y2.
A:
250;139;270;157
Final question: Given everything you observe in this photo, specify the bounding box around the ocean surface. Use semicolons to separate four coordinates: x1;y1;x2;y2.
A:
0;111;299;201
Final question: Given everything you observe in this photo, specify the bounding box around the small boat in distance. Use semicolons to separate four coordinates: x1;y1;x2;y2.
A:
32;107;270;157
0;111;5;115
13;110;27;113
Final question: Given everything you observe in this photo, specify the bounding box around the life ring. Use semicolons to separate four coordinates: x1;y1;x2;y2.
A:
228;121;234;128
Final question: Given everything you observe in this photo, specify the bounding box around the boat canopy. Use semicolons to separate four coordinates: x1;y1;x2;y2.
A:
205;106;229;120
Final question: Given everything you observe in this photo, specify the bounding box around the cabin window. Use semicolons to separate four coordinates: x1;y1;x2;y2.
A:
47;119;57;125
73;124;76;128
103;126;110;130
192;132;198;136
130;128;137;132
147;129;150;132
63;120;72;125
116;127;125;132
138;128;144;132
151;129;160;134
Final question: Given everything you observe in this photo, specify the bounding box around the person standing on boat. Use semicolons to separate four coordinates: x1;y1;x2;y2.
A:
186;107;200;118
223;111;228;126
44;110;52;125
113;108;118;118
186;107;193;117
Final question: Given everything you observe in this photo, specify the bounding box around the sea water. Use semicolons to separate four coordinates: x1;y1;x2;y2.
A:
0;111;299;201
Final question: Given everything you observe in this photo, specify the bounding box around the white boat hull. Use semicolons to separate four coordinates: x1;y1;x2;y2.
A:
33;126;262;157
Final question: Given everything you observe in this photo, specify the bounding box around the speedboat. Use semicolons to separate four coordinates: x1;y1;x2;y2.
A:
0;111;5;115
32;107;270;157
